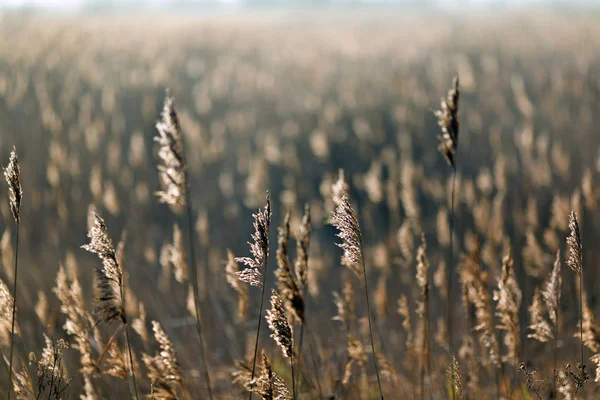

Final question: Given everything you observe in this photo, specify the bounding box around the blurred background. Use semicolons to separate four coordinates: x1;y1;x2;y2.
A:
0;0;599;398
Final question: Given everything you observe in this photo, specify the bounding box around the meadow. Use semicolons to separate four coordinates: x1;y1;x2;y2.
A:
0;9;599;399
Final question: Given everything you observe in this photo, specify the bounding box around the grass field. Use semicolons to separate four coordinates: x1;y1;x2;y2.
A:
0;8;600;399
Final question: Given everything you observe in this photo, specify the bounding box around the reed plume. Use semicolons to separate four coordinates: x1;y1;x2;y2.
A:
266;289;295;398
82;209;138;399
142;321;183;400
415;233;431;400
435;77;460;377
567;210;586;385
154;91;212;399
236;193;272;400
274;211;303;398
329;170;383;399
4;148;22;400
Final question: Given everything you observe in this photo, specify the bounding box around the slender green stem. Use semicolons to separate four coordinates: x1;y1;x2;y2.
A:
358;236;384;400
248;268;268;400
7;222;19;400
184;183;214;400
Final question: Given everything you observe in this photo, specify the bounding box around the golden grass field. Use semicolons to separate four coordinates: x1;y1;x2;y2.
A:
0;8;600;399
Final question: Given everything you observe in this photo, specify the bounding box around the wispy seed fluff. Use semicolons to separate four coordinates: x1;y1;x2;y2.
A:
236;193;271;287
275;210;304;324
266;290;293;359
0;279;19;346
330;170;363;281
81;209;124;324
294;204;311;289
435;76;460;167
155;91;187;206
567;210;582;275
4;148;22;223
493;252;522;363
143;321;183;398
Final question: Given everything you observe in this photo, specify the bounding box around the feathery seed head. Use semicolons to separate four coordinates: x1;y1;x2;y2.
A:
266;289;293;359
567;210;582;275
4;148;22;224
155;91;187;206
435;76;460;167
236;192;271;287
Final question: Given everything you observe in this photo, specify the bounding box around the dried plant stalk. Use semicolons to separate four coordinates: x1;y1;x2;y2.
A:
329;170;383;399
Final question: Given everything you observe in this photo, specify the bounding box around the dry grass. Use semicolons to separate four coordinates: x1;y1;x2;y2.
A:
0;9;599;399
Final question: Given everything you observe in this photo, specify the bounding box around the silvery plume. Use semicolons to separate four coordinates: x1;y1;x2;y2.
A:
435;76;460;167
567;210;582;275
4;148;22;224
329;170;363;282
155;91;187;206
81;208;124;324
266;289;293;359
236;193;271;287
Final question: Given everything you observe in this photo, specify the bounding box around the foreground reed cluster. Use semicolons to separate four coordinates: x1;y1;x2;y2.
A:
1;12;600;400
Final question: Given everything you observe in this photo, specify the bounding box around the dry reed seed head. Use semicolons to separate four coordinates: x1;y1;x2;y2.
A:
104;341;128;380
53;265;95;374
154;91;187;206
447;356;463;399
160;224;188;284
415;233;429;293
0;278;19;346
542;250;562;326
131;302;149;346
528;288;553;343
567;210;583;275
4;147;22;223
435;76;460;167
294;204;311;289
579;292;600;354
333;279;356;333
266;289;293;359
493;251;522;363
81;375;99;400
225;249;249;321
81;208;125;324
376;352;400;385
143;321;183;396
12;362;35;400
329;170;364;281
275;210;304;324
236;192;272;287
398;295;414;357
254;350;292;400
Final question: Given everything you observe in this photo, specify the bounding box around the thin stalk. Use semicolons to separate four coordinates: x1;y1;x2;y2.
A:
249;266;268;400
552;298;561;398
184;183;214;400
579;272;583;367
448;167;456;400
306;326;324;397
358;236;384;400
291;349;296;400
119;282;139;400
7;222;19;400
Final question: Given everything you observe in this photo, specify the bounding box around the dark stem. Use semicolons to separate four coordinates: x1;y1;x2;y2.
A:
248;263;268;400
184;183;214;400
295;322;304;397
291;348;296;400
302;321;324;398
579;272;583;367
119;278;139;400
552;295;560;398
358;236;384;400
7;221;19;400
447;167;457;400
